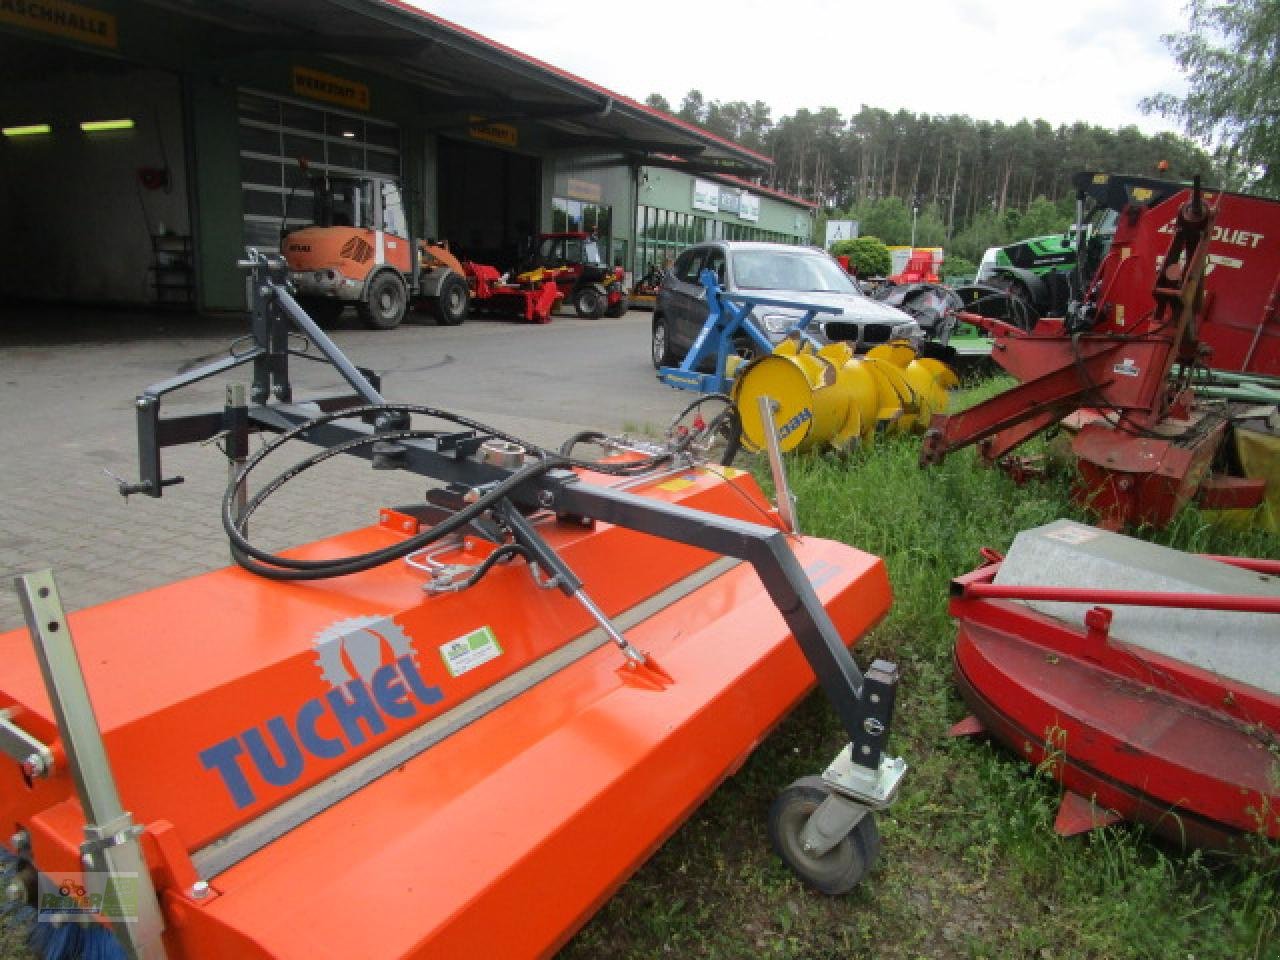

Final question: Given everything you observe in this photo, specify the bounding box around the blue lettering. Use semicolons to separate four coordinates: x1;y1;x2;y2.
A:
398;655;443;707
200;653;447;807
325;677;387;747
371;662;415;719
243;716;304;788
198;738;256;809
296;698;344;759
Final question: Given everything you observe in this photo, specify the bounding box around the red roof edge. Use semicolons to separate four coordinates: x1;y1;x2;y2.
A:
376;0;774;168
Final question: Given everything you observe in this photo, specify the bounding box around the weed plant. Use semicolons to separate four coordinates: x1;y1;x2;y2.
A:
566;382;1280;960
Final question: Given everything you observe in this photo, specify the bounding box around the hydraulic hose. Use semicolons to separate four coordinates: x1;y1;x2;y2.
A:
223;403;676;581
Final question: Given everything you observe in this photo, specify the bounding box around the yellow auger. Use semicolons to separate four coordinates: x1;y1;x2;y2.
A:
731;339;958;454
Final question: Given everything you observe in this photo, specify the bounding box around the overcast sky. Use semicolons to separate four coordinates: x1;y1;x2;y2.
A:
416;0;1192;136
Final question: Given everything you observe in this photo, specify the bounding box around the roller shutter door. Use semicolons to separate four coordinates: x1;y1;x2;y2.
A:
237;89;400;252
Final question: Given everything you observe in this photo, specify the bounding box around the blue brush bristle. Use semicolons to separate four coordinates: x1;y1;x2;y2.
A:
3;847;126;960
29;918;126;960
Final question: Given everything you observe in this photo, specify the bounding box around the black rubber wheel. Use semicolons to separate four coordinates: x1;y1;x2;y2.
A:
300;298;344;326
604;296;629;318
573;285;606;319
988;274;1038;331
358;272;408;329
666;393;742;466
652;316;676;369
433;273;469;326
768;776;880;895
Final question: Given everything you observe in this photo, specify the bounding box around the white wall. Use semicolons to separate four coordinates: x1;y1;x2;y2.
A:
0;64;189;303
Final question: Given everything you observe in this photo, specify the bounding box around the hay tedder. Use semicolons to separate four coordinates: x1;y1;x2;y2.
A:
0;253;907;959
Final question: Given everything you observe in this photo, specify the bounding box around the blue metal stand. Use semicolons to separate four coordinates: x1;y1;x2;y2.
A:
658;269;843;393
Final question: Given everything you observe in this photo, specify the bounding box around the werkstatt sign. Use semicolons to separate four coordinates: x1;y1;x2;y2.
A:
292;66;370;111
468;116;518;148
0;0;116;48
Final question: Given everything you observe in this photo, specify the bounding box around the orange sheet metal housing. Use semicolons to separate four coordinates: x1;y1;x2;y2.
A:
0;468;891;959
283;226;412;282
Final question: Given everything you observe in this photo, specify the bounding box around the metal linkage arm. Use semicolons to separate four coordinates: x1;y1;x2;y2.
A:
16;571;168;959
547;479;896;771
658;269;844;394
125;252;387;498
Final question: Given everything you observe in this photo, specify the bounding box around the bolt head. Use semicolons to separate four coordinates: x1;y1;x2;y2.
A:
189;880;210;900
20;754;44;779
9;830;28;851
81;853;95;868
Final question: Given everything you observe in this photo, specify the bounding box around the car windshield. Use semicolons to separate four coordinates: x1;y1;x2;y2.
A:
731;250;858;293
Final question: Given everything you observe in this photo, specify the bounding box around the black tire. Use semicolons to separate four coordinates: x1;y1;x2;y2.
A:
358;272;408;329
573;284;606;319
988;274;1038;331
652;315;676;369
300;298;344;326
604;296;629;318
768;776;880;895
433;273;469;326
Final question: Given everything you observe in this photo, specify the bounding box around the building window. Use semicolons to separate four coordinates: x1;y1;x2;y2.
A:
551;197;613;259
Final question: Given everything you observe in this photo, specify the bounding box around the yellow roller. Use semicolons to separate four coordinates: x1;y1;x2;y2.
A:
732;338;956;453
866;343;960;424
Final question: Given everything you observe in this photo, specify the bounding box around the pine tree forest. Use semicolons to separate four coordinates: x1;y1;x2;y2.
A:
644;92;1217;270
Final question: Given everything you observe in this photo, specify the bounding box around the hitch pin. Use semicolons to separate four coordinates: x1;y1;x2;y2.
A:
572;587;648;665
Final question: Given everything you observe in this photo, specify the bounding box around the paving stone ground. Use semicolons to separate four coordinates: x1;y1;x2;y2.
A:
0;306;690;632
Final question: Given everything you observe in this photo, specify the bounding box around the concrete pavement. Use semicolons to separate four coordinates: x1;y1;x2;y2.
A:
0;306;693;631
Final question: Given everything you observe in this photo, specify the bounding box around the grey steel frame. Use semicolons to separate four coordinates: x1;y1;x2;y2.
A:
123;251;901;777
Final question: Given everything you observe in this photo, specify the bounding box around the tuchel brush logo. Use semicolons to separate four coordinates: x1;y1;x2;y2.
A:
198;615;443;809
313;615;415;687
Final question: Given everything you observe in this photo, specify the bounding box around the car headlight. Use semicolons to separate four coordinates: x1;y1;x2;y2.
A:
759;312;799;335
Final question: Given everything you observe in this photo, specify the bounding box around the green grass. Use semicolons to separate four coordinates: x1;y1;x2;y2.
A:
562;384;1280;960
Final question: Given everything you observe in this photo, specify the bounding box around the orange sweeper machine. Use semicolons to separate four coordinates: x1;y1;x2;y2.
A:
0;252;905;960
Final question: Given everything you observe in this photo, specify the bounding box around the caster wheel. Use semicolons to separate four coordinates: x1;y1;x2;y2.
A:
768;775;880;895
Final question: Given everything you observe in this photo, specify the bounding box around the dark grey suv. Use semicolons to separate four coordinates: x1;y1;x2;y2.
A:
651;241;921;369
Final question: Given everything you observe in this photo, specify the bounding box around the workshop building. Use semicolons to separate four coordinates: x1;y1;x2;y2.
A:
0;0;814;314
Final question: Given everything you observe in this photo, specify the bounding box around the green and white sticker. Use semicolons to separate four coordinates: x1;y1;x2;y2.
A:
439;626;503;677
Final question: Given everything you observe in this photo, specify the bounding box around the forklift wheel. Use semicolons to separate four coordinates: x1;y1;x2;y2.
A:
434;273;469;326
358;272;408;329
768;776;880;895
573;285;606;319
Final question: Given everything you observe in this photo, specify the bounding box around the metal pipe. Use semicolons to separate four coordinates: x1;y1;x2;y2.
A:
272;285;386;406
757;394;799;535
960;581;1280;615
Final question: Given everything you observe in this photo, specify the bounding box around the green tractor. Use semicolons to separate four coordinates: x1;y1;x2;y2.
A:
973;172;1187;327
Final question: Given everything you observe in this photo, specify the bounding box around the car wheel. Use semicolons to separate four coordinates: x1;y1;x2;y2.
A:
573;285;606;319
652;316;676;369
433;273;469;326
357;272;408;329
